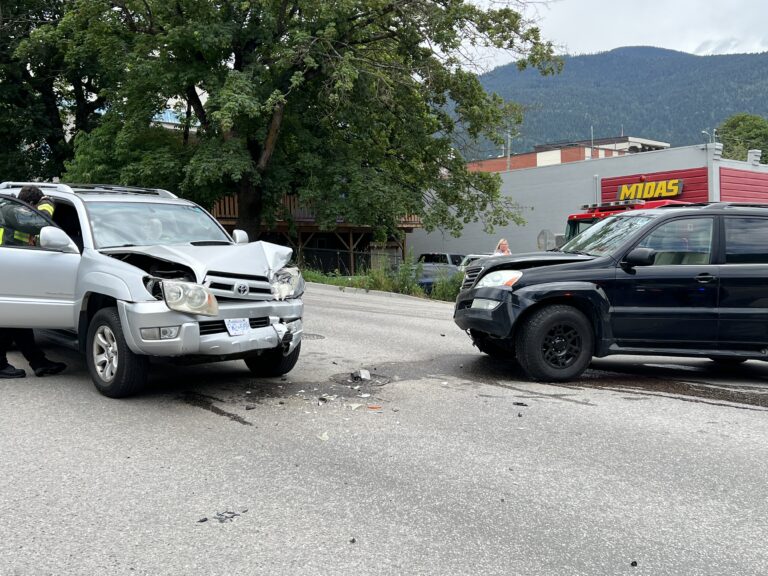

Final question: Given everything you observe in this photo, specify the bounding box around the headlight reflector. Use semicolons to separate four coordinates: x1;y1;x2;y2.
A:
271;267;305;300
161;280;219;316
476;270;523;289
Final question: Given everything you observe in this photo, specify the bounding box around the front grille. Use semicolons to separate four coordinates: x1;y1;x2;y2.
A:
461;266;484;290
205;272;273;301
198;317;270;335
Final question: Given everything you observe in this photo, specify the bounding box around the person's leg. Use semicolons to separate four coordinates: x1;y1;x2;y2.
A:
0;329;26;378
14;329;66;377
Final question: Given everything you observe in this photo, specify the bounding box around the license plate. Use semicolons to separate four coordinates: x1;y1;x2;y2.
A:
224;318;249;336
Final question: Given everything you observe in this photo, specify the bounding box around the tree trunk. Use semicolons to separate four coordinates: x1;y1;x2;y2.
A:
236;174;264;240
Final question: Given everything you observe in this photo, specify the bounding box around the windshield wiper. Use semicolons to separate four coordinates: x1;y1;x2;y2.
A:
101;243;137;249
190;240;231;246
561;249;593;256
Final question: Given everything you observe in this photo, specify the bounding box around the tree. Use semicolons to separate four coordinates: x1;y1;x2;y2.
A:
0;0;108;180
717;113;768;163
60;0;560;238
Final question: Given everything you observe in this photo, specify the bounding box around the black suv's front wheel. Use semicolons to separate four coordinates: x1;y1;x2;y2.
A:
516;305;593;382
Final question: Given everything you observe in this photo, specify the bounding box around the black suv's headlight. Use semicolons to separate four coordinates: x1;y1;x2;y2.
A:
475;270;523;288
271;267;305;300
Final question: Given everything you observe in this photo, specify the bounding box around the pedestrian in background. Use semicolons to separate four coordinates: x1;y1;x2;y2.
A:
494;238;511;255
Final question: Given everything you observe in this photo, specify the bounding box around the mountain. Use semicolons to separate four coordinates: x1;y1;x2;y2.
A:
475;46;768;158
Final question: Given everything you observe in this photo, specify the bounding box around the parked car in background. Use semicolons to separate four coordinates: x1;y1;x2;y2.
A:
0;182;305;398
455;203;768;381
416;252;464;292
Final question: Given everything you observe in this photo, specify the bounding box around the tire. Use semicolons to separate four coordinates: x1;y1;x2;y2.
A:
86;307;148;398
245;342;301;377
515;305;594;382
471;331;515;359
708;356;747;365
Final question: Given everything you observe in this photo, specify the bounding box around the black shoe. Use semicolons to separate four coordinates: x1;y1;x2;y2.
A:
31;359;66;377
0;363;26;379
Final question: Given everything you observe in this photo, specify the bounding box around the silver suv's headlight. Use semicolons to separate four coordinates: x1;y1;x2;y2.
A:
475;270;523;288
161;280;219;316
271;267;305;300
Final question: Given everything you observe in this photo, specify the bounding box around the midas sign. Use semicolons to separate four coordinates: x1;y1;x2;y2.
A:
618;179;683;200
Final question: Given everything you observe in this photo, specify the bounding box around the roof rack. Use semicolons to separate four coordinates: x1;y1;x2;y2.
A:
66;183;177;198
0;182;75;194
0;181;176;199
706;202;768;210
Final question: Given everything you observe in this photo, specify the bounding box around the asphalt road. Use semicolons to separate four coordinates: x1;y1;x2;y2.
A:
1;283;767;576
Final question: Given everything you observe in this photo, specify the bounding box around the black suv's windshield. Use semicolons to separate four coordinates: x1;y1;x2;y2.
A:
559;213;657;256
87;202;231;249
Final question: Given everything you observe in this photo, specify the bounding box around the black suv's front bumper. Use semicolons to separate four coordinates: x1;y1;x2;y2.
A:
453;286;518;338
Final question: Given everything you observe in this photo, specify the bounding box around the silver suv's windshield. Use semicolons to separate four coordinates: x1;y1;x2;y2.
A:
559;213;657;256
87;202;231;249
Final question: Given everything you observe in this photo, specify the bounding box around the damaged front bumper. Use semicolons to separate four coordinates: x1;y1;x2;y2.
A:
117;299;303;357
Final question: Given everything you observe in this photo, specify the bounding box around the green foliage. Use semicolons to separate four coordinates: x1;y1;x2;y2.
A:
717;113;768;162
431;271;464;302
0;0;110;180
51;0;558;237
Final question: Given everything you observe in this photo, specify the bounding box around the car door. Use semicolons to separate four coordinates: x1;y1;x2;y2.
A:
717;215;768;350
0;196;80;329
608;216;719;348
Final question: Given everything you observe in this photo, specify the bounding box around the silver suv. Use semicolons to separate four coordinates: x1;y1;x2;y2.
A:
0;182;304;397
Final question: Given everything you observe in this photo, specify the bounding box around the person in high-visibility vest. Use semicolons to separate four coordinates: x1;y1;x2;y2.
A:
0;186;67;379
0;186;56;246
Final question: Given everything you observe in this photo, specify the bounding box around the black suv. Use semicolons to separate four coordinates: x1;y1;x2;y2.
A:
454;203;768;381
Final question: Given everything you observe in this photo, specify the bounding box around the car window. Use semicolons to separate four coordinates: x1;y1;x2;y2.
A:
0;196;51;249
724;216;768;264
86;202;231;248
560;214;656;256
419;254;447;264
450;255;464;266
636;217;713;265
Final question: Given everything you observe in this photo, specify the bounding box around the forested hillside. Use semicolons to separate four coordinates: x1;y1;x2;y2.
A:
474;46;768;158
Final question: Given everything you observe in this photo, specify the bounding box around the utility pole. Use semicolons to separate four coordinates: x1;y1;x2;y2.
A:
506;131;511;172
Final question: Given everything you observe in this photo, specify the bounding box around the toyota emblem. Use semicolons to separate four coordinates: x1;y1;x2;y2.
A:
234;282;249;296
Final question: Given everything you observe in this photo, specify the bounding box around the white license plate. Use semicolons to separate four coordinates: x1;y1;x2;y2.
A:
224;318;250;336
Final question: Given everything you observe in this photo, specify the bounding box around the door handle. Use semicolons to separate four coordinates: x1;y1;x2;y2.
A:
696;273;715;284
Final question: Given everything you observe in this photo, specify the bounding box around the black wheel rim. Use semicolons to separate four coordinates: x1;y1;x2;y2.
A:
541;323;582;369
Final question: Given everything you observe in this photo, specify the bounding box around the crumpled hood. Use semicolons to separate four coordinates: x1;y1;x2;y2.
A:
476;251;596;270
102;241;293;282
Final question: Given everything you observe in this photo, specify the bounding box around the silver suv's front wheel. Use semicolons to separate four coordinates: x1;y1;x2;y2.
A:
86;307;148;398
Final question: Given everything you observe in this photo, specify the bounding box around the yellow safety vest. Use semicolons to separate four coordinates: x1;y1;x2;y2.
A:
0;198;55;246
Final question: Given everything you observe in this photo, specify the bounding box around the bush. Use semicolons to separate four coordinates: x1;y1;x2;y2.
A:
431;271;463;302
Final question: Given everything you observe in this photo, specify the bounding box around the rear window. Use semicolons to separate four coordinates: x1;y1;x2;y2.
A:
724;216;768;264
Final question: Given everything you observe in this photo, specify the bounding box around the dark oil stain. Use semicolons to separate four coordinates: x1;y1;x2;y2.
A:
181;392;254;426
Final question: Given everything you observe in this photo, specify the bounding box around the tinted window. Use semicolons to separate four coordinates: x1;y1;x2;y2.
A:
724;217;768;264
636;217;713;265
450;255;464;266
560;214;656;256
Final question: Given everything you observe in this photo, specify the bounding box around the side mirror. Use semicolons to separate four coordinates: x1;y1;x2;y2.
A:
554;233;566;249
232;229;249;244
622;247;656;268
39;226;79;254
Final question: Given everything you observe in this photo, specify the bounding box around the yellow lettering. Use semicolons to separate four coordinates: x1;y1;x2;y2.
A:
619;183;640;200
642;182;656;199
667;179;680;197
655;181;667;197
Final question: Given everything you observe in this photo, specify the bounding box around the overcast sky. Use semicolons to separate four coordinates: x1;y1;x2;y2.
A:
476;0;768;69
